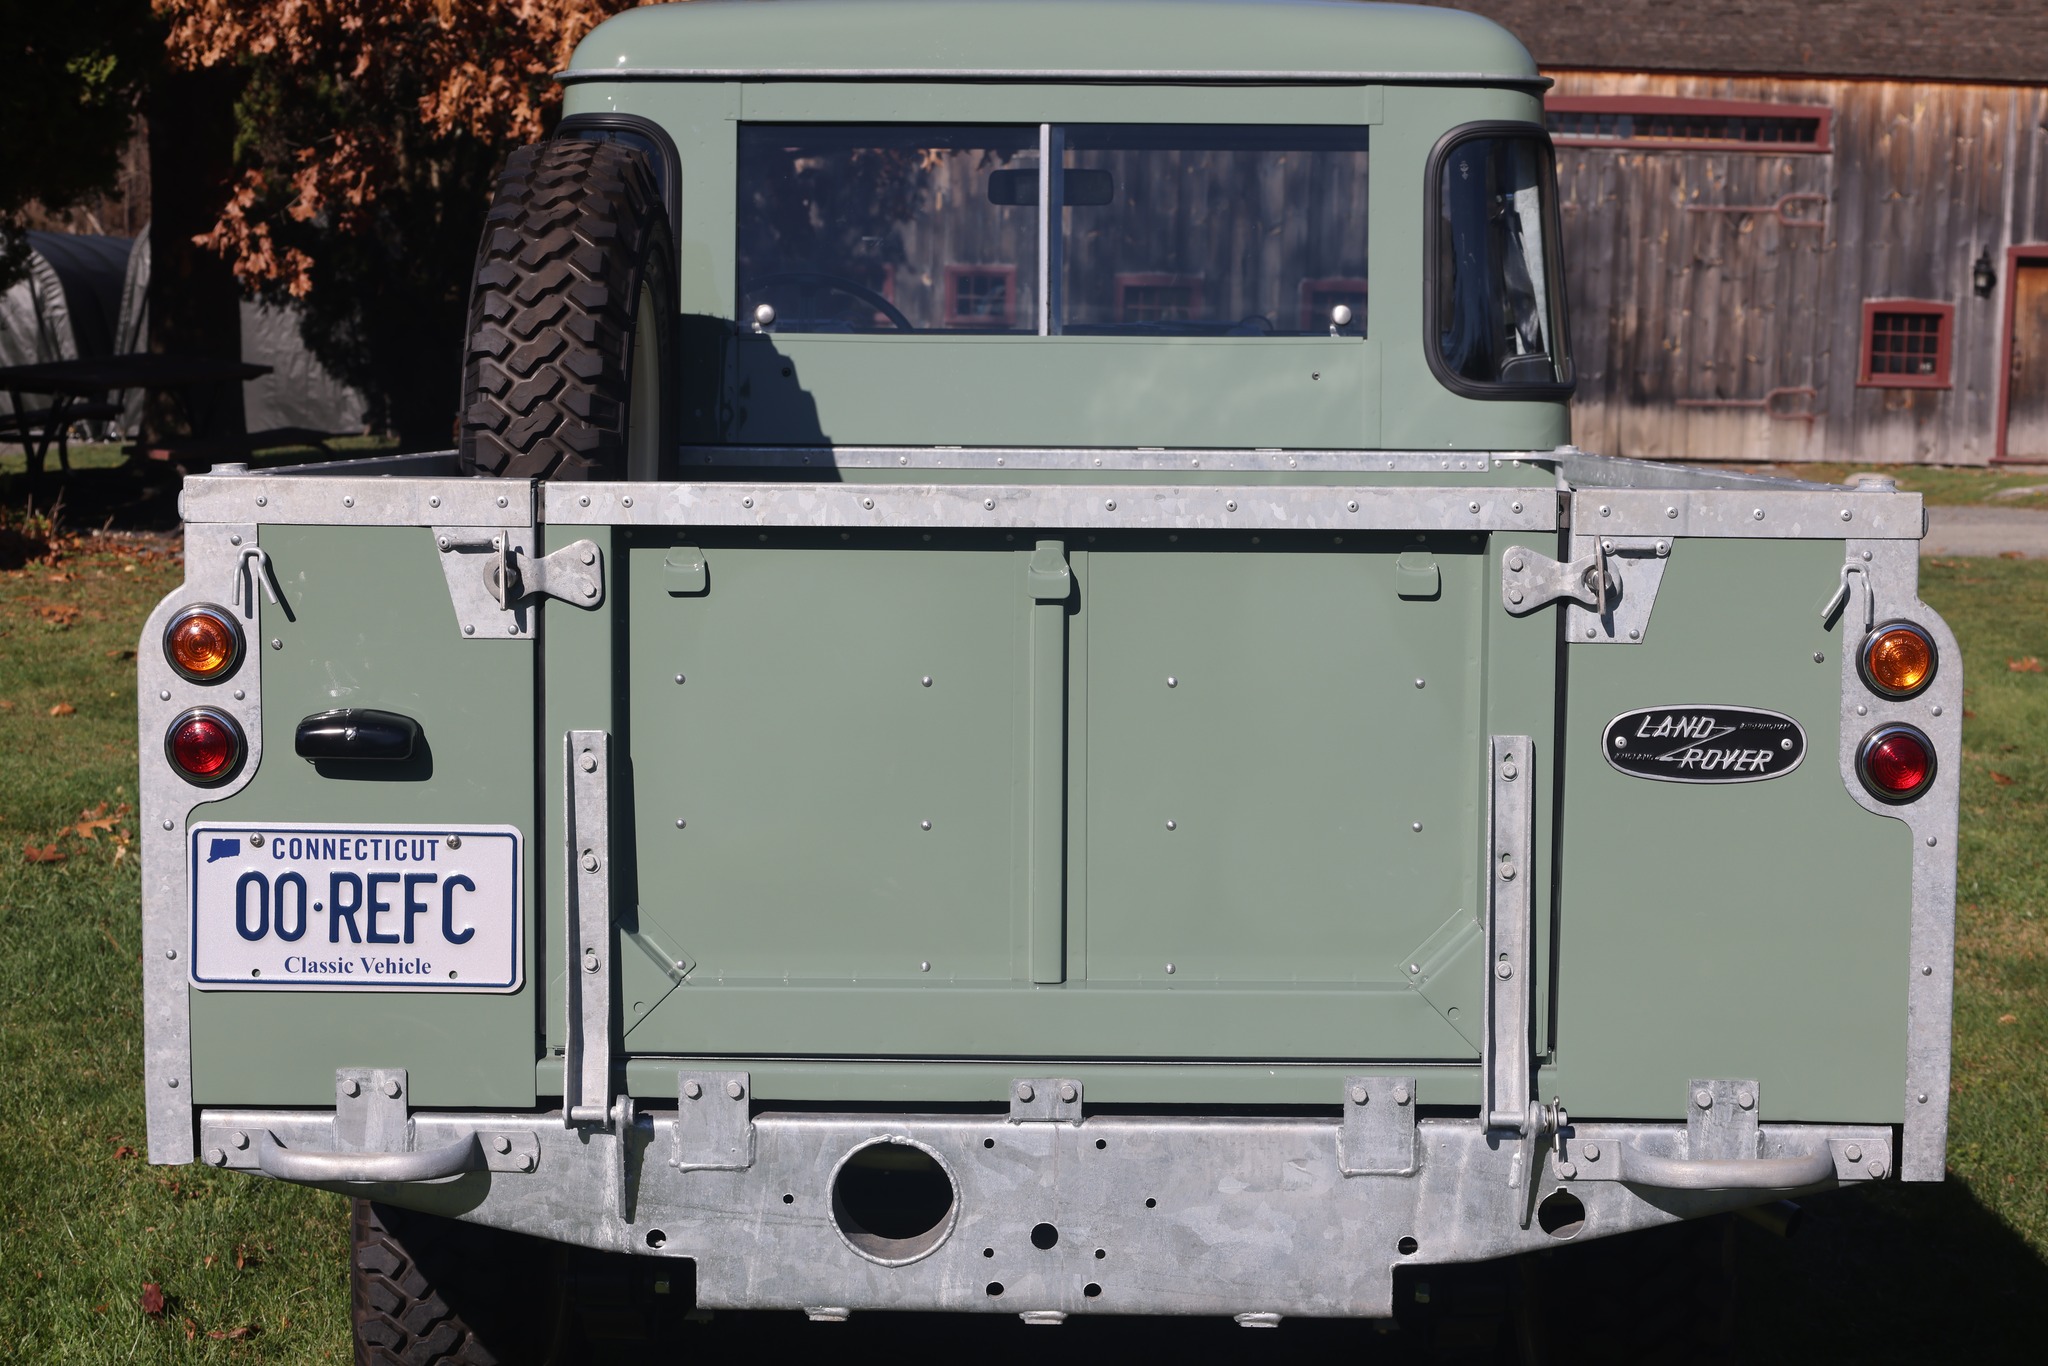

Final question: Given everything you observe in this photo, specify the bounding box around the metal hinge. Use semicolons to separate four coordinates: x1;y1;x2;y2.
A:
434;529;604;639
1502;539;1672;644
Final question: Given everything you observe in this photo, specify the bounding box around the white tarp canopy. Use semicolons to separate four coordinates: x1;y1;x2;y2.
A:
1;227;365;439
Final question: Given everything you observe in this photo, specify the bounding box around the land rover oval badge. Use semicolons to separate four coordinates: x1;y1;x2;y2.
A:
1603;705;1806;784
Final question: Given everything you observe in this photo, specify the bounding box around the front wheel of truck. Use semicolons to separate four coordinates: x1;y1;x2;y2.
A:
457;136;674;481
351;1200;568;1366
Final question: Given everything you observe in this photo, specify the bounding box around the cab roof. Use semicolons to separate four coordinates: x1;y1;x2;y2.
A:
562;0;1541;86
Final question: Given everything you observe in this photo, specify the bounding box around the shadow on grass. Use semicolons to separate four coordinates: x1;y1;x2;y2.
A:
1739;1179;2048;1361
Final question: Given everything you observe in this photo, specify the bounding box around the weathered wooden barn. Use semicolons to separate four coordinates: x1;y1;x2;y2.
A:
1429;1;2048;464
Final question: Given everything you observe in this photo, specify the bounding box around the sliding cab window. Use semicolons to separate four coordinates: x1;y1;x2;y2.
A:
1428;126;1573;397
735;123;1369;337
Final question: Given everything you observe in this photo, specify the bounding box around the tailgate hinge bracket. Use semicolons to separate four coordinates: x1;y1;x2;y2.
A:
1337;1076;1418;1176
670;1071;756;1170
1484;737;1536;1134
1009;1078;1083;1124
564;731;617;1129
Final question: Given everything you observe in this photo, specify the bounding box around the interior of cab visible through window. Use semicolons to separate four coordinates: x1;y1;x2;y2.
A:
736;123;1369;338
1431;128;1571;393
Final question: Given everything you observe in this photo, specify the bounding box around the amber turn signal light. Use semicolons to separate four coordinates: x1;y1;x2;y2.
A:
1859;622;1936;699
1857;724;1936;804
164;605;243;683
166;707;245;785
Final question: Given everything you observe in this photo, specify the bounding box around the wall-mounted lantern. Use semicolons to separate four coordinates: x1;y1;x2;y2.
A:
1973;250;1998;299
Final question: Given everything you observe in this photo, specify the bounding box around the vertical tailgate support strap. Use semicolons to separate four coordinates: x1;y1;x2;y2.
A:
565;730;615;1126
1484;737;1535;1131
1025;542;1072;984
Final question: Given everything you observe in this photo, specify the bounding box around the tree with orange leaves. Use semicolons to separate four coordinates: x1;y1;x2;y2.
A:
154;1;652;445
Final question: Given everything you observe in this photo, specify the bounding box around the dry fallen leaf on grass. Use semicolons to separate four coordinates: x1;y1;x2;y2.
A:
105;647;136;661
48;702;75;716
1992;772;2016;787
23;842;65;864
1999;1014;2019;1025
34;604;82;628
140;1283;165;1317
2010;657;2044;673
0;699;14;711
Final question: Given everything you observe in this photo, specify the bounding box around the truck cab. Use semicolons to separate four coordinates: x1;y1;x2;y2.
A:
139;1;1957;1354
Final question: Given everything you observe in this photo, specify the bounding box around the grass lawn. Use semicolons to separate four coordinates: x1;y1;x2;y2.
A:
1716;461;2048;510
0;535;2042;1361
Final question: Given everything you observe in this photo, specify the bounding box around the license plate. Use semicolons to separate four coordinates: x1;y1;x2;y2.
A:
189;823;522;992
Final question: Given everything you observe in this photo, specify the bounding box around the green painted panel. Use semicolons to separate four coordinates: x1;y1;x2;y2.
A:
1549;538;1912;1123
621;537;1030;990
619;532;1483;1063
1080;539;1481;992
623;982;1468;1060
732;335;1379;448
568;1;1540;83
610;1058;1484;1107
188;527;538;1109
736;83;1382;125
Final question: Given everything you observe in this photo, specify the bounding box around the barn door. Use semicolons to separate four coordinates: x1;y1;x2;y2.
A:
2006;256;2048;461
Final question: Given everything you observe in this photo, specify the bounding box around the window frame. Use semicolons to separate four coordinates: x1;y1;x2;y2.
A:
942;264;1019;330
1545;96;1832;155
1859;300;1955;390
1112;272;1206;327
1421;121;1576;403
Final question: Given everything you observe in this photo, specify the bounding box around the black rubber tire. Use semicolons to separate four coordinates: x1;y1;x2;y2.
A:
457;137;673;481
1518;1215;1738;1365
351;1199;567;1366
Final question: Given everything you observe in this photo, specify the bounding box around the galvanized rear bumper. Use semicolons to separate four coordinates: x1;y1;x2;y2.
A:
199;1094;1890;1320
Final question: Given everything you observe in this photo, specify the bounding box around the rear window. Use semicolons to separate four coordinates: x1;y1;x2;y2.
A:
737;123;1369;338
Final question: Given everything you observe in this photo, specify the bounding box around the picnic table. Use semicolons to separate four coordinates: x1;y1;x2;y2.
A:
0;353;272;490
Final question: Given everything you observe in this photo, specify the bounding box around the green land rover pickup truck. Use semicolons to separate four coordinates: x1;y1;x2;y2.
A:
138;0;1958;1357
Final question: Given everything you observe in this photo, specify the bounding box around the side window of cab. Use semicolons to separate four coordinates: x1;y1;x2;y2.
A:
1426;123;1574;399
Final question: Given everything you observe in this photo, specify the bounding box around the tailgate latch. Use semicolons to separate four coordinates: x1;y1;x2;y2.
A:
489;538;604;611
433;529;604;640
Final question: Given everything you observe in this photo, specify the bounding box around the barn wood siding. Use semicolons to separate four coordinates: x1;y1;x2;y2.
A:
1552;71;2048;465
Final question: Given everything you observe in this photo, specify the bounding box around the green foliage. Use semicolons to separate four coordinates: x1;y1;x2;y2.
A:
0;4;158;288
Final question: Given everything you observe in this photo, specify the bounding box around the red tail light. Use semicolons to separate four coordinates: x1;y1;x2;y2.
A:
166;708;244;784
1857;724;1935;803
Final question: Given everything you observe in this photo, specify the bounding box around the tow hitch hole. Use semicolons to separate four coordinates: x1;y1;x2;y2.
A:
1094;1248;1106;1260
986;1282;1004;1297
1397;1236;1419;1256
1095;1138;1107;1150
645;1229;667;1249
1144;1197;1157;1209
1084;1283;1102;1298
1537;1189;1586;1239
830;1139;958;1265
1031;1223;1059;1250
983;1138;995;1149
983;1247;995;1258
781;1193;794;1204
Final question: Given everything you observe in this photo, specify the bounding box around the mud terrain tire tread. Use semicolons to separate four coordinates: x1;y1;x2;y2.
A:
351;1200;561;1366
458;138;671;480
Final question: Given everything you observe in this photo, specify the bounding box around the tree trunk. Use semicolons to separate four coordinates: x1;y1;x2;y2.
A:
144;63;246;442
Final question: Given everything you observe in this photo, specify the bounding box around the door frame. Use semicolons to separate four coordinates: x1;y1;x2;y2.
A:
1995;244;2048;464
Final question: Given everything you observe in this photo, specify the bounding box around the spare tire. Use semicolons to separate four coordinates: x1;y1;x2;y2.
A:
458;137;673;481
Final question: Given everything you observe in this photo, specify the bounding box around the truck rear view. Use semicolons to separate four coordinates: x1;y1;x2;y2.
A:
138;1;1957;1355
